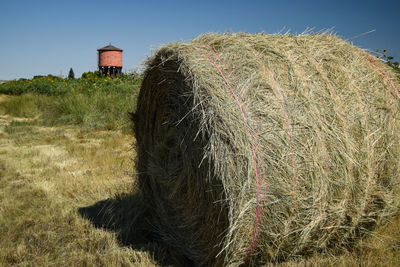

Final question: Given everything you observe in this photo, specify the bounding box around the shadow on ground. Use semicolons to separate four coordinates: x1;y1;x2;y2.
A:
78;193;193;267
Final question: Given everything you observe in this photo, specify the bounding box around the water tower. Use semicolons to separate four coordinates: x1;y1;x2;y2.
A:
97;44;123;76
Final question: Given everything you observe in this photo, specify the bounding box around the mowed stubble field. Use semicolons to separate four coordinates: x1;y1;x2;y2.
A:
0;92;400;266
0;94;163;266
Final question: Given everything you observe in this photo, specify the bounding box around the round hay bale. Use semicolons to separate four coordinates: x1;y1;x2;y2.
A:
134;33;400;266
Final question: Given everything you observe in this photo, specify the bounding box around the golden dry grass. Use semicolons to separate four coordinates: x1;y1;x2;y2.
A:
1;91;399;266
0;97;161;266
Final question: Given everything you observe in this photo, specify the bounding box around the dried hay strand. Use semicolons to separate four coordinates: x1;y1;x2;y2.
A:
134;33;400;266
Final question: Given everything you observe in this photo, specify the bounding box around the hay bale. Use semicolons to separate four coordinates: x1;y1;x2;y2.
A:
134;33;400;266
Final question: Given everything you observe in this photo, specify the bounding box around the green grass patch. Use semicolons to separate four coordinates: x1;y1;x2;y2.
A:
0;93;42;117
0;72;142;131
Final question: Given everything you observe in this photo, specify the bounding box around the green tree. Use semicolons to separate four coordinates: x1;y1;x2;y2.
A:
68;68;75;79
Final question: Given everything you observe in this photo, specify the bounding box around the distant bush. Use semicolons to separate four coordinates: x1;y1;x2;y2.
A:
0;72;143;96
377;49;400;76
81;71;100;79
0;74;66;95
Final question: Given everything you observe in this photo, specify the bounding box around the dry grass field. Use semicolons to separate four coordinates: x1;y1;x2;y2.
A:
0;94;163;266
0;93;400;266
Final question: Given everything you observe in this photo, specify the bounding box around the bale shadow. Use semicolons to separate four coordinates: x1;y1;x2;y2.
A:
78;193;193;267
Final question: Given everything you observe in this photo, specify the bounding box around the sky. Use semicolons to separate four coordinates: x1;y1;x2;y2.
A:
1;0;399;80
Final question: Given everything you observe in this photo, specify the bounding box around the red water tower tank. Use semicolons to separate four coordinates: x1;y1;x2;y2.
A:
97;44;123;76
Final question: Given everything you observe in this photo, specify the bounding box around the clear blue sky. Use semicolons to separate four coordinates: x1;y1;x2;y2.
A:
1;0;399;80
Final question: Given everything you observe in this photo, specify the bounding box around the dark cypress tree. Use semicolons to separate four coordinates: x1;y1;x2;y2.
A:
68;68;75;79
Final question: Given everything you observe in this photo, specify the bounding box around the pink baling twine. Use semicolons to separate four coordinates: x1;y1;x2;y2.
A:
203;45;269;217
361;50;400;100
199;43;269;228
200;44;242;96
194;46;261;265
